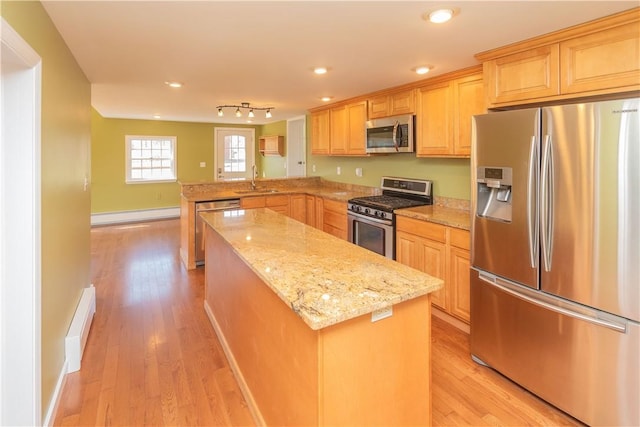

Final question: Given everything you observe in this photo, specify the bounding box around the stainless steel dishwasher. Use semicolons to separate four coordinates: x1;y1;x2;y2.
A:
195;199;241;266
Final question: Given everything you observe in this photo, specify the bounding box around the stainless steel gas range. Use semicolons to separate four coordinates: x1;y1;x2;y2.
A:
348;177;433;259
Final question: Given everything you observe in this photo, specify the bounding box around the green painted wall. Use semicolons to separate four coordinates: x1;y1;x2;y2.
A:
1;1;92;418
307;153;471;200
91;111;260;212
258;120;288;179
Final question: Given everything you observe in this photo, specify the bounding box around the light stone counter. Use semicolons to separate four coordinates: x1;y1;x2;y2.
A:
395;205;471;230
201;208;443;330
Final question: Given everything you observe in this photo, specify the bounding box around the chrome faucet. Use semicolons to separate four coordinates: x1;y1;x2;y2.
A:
251;164;257;190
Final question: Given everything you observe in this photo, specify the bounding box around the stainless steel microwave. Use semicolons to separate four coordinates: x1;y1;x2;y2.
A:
365;114;415;154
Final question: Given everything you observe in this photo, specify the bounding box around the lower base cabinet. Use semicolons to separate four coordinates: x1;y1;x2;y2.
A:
396;216;470;323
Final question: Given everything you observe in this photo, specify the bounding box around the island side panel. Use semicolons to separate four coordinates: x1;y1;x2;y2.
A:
204;226;319;426
179;197;196;269
318;295;431;426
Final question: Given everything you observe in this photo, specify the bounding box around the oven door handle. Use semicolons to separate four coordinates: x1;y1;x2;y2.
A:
348;211;392;226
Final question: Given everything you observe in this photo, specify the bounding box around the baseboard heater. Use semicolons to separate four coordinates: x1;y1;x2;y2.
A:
65;285;96;373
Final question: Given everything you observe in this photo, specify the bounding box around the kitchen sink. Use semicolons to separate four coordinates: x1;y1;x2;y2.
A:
235;188;279;194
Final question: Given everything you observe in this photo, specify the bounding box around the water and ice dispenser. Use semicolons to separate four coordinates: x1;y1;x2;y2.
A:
476;167;512;222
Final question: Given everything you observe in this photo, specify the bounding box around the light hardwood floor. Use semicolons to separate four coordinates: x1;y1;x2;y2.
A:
54;219;582;426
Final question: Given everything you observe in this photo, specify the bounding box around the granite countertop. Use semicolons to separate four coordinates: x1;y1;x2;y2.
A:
395;205;471;231
181;177;377;203
201;208;443;330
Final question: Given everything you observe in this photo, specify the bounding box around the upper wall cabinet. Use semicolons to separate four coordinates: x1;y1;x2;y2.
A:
478;8;640;107
367;89;415;119
330;101;367;156
311;110;330;155
416;69;485;158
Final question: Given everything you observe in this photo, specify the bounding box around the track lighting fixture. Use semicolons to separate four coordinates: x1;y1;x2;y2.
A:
216;102;274;119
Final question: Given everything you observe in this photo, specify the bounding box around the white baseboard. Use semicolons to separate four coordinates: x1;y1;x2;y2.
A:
42;359;68;427
91;206;180;226
65;285;96;373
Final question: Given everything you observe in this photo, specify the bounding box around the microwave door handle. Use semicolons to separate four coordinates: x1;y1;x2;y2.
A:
392;121;399;151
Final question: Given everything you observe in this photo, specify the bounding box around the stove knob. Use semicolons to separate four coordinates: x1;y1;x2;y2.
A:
376;211;383;218
364;208;370;215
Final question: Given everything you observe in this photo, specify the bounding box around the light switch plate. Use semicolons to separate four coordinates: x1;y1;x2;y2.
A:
199;162;206;168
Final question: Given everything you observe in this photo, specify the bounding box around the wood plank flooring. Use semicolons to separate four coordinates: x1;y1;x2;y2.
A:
53;219;582;426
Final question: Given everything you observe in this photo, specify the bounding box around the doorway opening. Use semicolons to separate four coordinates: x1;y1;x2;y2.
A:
1;18;43;426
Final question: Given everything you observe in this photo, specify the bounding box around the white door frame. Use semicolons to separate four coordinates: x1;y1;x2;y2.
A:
0;18;42;426
286;115;307;177
213;127;255;181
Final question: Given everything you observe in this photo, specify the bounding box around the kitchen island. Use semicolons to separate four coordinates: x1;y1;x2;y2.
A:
201;208;443;426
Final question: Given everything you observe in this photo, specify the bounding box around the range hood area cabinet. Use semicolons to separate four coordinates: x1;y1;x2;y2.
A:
367;88;415;119
259;135;284;156
478;9;640;107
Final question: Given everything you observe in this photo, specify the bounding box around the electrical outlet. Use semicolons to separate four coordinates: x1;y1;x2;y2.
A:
355;167;363;177
312;164;317;173
371;306;393;322
199;161;206;168
337;166;341;175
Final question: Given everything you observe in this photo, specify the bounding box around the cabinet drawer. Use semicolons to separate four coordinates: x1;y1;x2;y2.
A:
241;196;266;209
396;216;446;243
266;195;289;207
449;228;470;250
322;199;346;214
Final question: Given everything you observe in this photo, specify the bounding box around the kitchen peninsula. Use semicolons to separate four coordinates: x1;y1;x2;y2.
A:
201;208;443;426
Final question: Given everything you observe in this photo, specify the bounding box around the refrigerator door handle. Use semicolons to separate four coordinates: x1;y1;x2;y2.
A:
527;135;539;268
540;134;554;271
477;271;627;333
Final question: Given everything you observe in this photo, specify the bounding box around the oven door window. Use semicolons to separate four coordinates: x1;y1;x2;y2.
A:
354;219;386;256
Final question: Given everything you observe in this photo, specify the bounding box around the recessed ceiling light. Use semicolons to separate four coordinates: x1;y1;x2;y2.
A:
153;114;162;119
321;96;333;102
313;67;328;75
164;81;183;88
414;66;432;75
427;9;454;24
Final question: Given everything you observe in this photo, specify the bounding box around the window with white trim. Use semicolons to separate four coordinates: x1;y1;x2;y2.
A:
125;135;177;183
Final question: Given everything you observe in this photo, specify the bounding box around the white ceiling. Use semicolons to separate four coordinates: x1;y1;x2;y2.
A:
42;1;637;125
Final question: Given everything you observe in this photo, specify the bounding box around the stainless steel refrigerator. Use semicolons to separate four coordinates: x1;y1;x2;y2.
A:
470;98;639;426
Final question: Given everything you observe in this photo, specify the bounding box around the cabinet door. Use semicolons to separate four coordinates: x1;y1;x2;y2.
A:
561;22;640;95
416;82;453;157
315;197;324;230
420;238;447;310
485;45;560;104
396;231;422;270
329;106;348;155
305;195;316;227
449;246;470;322
311;110;330;155
346;101;367;155
290;194;306;222
453;74;485;157
389;89;415;116
367;94;390;119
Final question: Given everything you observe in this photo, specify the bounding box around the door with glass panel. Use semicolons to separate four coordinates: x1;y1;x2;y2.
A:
214;128;255;181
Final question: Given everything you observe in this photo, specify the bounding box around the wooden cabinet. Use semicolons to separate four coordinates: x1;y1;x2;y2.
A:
396;216;470;324
259;135;284;156
266;194;289;216
329;101;367;156
311;110;330;155
560;21;640;95
478;9;640;106
416;69;484;158
484;45;560;104
241;194;290;216
241;196;266;209
322;199;348;240
289;194;306;222
367;89;415;119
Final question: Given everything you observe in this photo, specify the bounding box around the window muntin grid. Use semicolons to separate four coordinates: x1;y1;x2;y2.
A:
126;136;176;183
